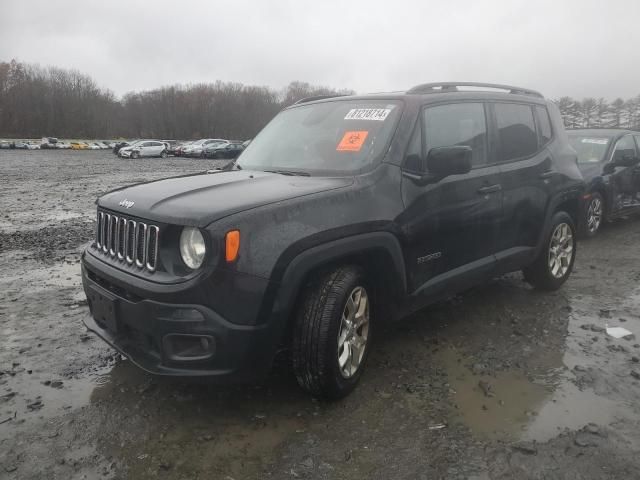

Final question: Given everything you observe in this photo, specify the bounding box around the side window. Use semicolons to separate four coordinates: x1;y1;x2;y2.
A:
612;135;637;163
422;103;487;167
535;105;552;145
404;120;424;172
495;103;538;162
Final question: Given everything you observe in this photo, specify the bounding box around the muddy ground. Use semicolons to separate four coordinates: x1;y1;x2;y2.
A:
1;149;640;480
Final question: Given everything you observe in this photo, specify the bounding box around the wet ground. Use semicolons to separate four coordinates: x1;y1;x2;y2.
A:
1;149;640;479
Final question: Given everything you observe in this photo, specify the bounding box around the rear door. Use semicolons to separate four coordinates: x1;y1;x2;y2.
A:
401;101;502;295
610;135;640;209
151;141;164;156
493;102;552;271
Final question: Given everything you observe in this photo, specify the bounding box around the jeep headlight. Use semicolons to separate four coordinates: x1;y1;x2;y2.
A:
180;227;206;269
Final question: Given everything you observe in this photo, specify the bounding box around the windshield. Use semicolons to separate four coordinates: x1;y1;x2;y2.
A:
568;135;611;164
237;100;403;175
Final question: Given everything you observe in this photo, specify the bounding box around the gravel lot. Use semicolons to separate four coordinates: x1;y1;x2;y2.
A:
1;149;640;479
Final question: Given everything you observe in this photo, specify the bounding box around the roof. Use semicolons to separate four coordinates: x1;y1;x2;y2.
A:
566;128;638;137
291;82;548;109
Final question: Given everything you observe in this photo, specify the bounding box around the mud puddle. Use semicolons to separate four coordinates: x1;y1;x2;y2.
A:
1;211;87;233
1;254;82;293
87;361;310;479
437;286;640;443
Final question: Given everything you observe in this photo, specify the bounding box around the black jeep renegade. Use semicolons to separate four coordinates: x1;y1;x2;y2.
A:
81;82;584;398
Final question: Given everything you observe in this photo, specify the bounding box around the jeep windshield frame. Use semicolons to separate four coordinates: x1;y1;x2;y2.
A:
237;99;404;176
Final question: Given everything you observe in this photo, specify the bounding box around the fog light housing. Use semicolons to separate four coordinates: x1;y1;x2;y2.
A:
163;334;216;361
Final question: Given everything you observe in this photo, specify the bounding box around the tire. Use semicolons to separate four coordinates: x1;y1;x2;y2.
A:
292;265;372;399
160;150;168;158
523;211;576;291
582;192;604;238
131;151;139;159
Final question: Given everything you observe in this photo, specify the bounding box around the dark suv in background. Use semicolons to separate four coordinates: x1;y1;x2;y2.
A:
567;129;640;236
82;82;584;398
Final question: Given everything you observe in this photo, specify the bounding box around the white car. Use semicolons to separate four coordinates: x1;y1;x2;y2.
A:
27;143;41;150
119;140;168;159
55;142;71;149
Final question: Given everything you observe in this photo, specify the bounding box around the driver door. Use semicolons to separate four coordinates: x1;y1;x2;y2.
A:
400;102;502;296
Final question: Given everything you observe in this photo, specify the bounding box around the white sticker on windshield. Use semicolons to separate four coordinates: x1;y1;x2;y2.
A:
581;138;608;145
344;108;392;121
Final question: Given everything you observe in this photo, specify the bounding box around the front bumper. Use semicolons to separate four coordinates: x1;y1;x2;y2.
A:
81;253;279;382
119;150;132;158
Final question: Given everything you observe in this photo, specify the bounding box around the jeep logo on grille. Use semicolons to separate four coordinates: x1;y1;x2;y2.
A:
119;199;135;209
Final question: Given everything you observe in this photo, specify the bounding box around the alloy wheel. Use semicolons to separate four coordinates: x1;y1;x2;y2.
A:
586;197;602;234
548;222;574;278
337;286;370;378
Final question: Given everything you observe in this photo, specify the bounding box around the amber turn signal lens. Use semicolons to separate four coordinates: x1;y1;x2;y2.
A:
225;230;240;262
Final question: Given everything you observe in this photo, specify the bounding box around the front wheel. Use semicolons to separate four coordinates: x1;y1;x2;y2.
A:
131;151;139;159
292;266;372;399
583;192;604;238
160;150;168;158
523;211;576;291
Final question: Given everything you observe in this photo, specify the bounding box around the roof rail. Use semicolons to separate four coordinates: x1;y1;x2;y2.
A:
293;94;347;105
407;82;543;98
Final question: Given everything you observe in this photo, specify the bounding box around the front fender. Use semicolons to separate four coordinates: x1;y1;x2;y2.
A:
258;231;407;345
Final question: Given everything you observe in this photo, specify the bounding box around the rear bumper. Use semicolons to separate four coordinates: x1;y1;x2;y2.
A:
81;254;280;382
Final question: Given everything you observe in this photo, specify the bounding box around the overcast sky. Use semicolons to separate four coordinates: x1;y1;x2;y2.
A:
2;0;639;100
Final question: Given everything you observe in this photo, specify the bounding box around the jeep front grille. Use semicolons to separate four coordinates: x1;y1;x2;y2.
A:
95;210;159;272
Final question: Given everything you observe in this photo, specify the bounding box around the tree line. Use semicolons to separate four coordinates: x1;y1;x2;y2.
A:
556;96;640;130
2;58;640;139
0;59;352;140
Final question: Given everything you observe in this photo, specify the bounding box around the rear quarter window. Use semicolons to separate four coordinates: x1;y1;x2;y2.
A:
495;103;538;162
535;105;552;145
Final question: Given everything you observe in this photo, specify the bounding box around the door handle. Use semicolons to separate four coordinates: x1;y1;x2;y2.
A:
539;170;555;179
477;184;501;194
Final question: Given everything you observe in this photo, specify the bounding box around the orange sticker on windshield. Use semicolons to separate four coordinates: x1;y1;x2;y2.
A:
336;131;368;152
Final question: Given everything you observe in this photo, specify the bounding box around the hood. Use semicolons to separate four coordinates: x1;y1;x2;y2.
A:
98;170;353;227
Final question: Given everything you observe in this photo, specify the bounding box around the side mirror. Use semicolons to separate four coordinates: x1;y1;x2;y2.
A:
426;146;473;177
614;153;640;167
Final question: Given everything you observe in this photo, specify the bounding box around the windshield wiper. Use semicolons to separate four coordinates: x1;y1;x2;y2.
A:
265;169;310;177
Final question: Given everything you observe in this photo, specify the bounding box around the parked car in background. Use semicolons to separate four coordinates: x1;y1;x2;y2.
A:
70;142;88;150
82;82;584;398
0;141;10;149
173;141;193;157
14;141;29;149
119;140;168;159
161;140;178;154
183;138;228;157
56;141;71;149
113;140;137;155
205;141;245;159
41;137;58;149
567;129;640;236
27;142;41;150
202;141;229;157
